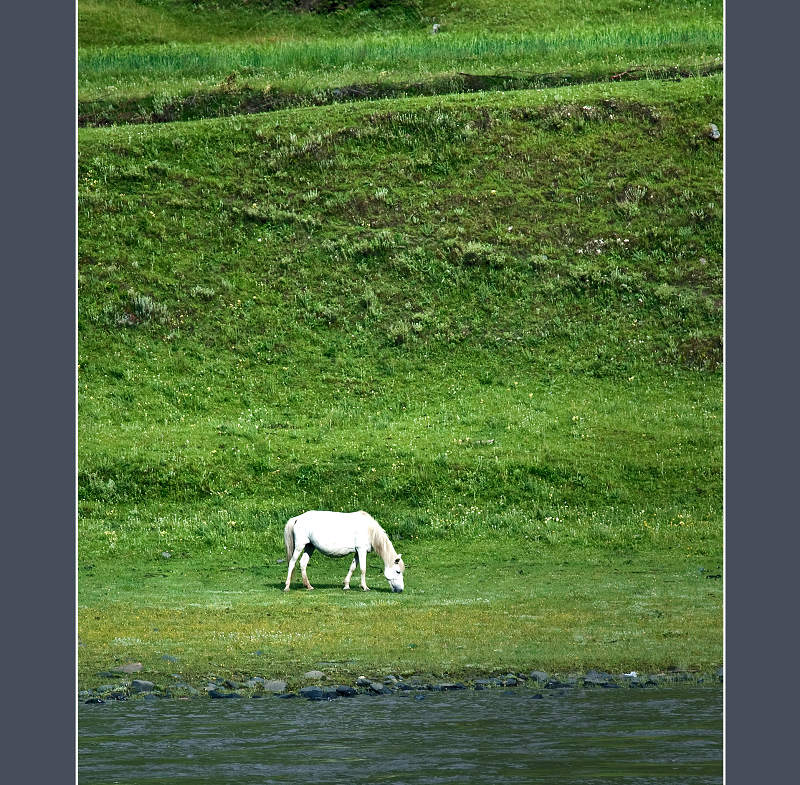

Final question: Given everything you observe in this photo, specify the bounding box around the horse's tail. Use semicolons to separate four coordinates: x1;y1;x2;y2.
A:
284;517;296;561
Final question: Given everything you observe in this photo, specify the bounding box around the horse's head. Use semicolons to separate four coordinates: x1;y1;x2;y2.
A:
384;554;405;592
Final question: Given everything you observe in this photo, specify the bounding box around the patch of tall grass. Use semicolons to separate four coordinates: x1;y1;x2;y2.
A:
80;25;722;100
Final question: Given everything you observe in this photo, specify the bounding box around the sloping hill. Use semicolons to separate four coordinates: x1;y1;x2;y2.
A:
79;77;722;548
78;1;723;687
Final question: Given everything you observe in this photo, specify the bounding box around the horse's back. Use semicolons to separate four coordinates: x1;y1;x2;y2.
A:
292;510;372;557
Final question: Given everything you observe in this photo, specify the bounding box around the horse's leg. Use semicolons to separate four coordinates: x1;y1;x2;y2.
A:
300;545;315;590
283;542;306;591
343;557;357;590
284;546;302;591
357;546;370;591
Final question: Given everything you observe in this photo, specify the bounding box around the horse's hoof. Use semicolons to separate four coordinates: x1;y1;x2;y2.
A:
283;587;290;592
362;587;370;591
343;586;350;591
306;586;314;591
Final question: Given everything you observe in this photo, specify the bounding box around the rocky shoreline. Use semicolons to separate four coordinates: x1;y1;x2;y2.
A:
80;666;723;704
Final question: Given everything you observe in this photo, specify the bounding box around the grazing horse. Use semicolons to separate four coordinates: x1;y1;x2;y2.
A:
283;510;405;593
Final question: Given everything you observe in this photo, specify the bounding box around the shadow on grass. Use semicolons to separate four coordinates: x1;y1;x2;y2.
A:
277;581;399;593
79;62;723;126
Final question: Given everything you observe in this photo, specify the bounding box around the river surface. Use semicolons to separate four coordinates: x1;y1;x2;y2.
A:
79;686;722;784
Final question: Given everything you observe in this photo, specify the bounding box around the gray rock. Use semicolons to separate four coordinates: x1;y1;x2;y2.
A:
208;689;240;699
300;686;325;701
261;679;288;693
383;675;398;684
369;682;391;694
130;680;155;693
707;123;721;141
303;670;325;680
85;697;105;704
113;662;143;674
161;654;179;663
223;679;243;690
336;685;357;697
95;684;117;694
529;671;549;683
501;676;518;687
356;676;372;687
437;682;466;691
169;684;199;696
583;670;611;686
161;551;172;559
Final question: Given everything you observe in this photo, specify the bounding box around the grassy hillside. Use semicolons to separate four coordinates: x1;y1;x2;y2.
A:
79;1;722;123
78;1;723;690
80;1;723;47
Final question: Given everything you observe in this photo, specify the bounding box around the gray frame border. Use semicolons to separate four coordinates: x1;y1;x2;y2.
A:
6;1;794;782
725;1;798;782
3;1;77;781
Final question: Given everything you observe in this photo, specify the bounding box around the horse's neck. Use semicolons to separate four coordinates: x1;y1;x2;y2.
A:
368;522;396;565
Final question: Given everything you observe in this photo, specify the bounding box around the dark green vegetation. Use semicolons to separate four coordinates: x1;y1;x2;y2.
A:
79;0;722;124
79;1;722;48
79;1;722;691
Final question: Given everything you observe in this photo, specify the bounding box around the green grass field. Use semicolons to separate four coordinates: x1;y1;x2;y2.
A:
79;0;722;123
78;1;723;692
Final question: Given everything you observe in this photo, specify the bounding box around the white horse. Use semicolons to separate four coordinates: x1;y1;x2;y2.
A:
283;510;405;593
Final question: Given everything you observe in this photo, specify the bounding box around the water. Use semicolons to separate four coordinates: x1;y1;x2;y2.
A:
79;686;722;784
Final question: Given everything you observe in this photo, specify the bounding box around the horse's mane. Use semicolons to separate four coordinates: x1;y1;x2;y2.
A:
367;518;397;564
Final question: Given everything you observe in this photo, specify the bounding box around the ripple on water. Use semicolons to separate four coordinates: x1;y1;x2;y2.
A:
79;686;722;785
